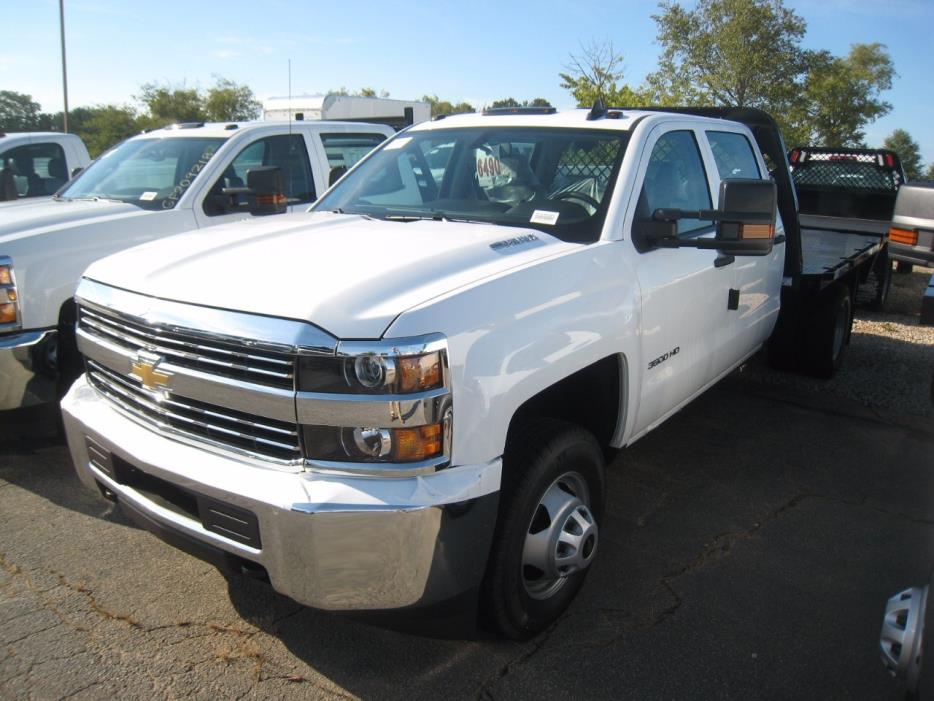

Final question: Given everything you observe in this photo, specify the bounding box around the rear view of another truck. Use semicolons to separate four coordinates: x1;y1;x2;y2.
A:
789;146;904;310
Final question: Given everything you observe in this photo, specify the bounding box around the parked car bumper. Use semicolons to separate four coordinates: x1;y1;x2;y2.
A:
0;329;58;410
890;240;934;268
61;375;501;613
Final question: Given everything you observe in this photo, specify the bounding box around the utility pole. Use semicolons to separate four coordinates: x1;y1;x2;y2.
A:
59;0;69;132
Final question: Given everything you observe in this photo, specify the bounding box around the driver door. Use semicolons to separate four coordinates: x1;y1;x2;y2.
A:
194;133;317;227
629;125;737;436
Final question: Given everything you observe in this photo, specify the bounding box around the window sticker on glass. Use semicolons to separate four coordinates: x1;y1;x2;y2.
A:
530;210;560;225
139;191;158;201
384;137;413;151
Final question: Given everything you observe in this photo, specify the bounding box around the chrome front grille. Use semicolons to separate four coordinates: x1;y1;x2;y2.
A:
86;360;302;462
78;305;295;390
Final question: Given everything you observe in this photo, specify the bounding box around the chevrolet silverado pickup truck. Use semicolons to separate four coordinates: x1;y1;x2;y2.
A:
789;146;904;307
61;105;883;638
0;131;91;203
0;120;392;410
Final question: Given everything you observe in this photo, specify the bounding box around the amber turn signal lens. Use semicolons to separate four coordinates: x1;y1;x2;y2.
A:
0;266;11;286
0;303;16;324
392;423;443;462
397;352;442;392
889;227;918;246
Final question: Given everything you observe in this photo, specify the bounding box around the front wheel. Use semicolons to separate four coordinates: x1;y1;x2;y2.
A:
481;420;605;639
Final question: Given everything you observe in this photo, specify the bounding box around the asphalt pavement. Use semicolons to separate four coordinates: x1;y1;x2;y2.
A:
1;369;932;700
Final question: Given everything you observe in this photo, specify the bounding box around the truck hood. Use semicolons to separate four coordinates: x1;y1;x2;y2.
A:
0;198;147;245
84;211;571;339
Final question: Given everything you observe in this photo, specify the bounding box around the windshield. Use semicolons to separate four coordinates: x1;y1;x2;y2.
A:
59;137;226;210
314;127;629;243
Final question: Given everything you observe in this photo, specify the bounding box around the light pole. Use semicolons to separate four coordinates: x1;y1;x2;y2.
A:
59;0;69;132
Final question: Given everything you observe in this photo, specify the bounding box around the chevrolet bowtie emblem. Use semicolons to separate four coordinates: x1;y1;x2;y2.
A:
131;353;171;390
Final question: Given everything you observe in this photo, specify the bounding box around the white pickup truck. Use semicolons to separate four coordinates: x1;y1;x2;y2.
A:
61;106;879;638
0;120;392;410
0;131;91;203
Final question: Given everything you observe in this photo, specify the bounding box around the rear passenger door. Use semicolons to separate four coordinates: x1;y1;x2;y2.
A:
629;125;737;436
702;129;784;360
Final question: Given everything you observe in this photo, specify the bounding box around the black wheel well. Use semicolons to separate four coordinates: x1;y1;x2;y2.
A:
59;297;77;327
506;354;623;456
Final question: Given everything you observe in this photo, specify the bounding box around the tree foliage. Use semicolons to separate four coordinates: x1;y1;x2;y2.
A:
647;0;807;111
0;91;42;132
204;77;261;121
925;163;934;180
883;129;923;180
794;43;895;146
420;94;475;117
559;41;647;106
137;77;260;125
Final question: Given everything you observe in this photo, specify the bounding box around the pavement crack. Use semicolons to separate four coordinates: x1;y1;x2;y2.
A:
474;618;563;699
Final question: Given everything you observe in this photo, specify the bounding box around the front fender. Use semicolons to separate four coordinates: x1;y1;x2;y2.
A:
384;241;642;466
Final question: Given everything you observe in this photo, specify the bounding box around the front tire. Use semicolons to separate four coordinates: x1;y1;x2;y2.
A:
481;420;605;639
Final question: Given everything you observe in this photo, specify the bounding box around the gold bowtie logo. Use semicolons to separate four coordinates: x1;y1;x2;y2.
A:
131;354;171;390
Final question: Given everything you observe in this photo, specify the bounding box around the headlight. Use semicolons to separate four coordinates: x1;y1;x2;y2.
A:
0;257;20;330
299;334;453;473
298;335;446;394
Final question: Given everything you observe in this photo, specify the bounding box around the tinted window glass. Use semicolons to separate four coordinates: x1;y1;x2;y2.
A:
204;134;316;217
636;130;712;236
707;131;761;180
1;141;68;198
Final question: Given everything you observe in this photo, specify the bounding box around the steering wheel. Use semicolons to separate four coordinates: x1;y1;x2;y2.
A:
552;190;601;209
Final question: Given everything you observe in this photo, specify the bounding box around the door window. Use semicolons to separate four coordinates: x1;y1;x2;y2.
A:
636;130;712;237
204;134;315;217
706;131;762;180
320;133;387;169
1;142;68;198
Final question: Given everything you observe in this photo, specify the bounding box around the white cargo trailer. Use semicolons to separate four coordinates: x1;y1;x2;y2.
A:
262;94;430;130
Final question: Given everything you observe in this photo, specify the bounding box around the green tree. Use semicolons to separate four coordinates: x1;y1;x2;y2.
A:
138;82;205;124
883;129;923;180
204;77;260;121
0;90;41;131
356;87;390;98
420;94;474;117
925;163;934;180
793;43;894;146
528;98;552;107
646;0;808;113
559;41;647;106
75;105;141;157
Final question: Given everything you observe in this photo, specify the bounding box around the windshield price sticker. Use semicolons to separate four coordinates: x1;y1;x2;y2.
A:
139;191;158;201
384;137;413;151
530;210;560;225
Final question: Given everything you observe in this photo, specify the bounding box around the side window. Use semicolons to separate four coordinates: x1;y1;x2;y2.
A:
707;131;762;180
320;133;387;170
204;135;315;217
636;130;712;237
1;142;68;198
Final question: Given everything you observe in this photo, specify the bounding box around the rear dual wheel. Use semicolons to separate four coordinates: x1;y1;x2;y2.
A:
482;420;605;640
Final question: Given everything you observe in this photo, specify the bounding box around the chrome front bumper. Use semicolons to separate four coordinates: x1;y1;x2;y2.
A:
0;329;58;410
61;375;501;612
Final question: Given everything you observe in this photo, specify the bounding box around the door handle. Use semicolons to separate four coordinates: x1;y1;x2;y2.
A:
728;288;740;310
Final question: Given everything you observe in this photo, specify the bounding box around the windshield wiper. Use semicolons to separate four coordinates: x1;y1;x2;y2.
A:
329;208;375;220
69;196;125;204
383;210;450;222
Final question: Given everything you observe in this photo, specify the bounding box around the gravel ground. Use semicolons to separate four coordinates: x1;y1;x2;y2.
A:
740;264;934;419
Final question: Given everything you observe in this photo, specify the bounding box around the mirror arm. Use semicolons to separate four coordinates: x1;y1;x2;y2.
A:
653;208;771;223
221;186;253;196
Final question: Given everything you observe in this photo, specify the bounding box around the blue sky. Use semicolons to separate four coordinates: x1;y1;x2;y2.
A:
4;0;933;164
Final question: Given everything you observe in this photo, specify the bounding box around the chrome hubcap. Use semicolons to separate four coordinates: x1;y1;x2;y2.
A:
522;471;598;600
